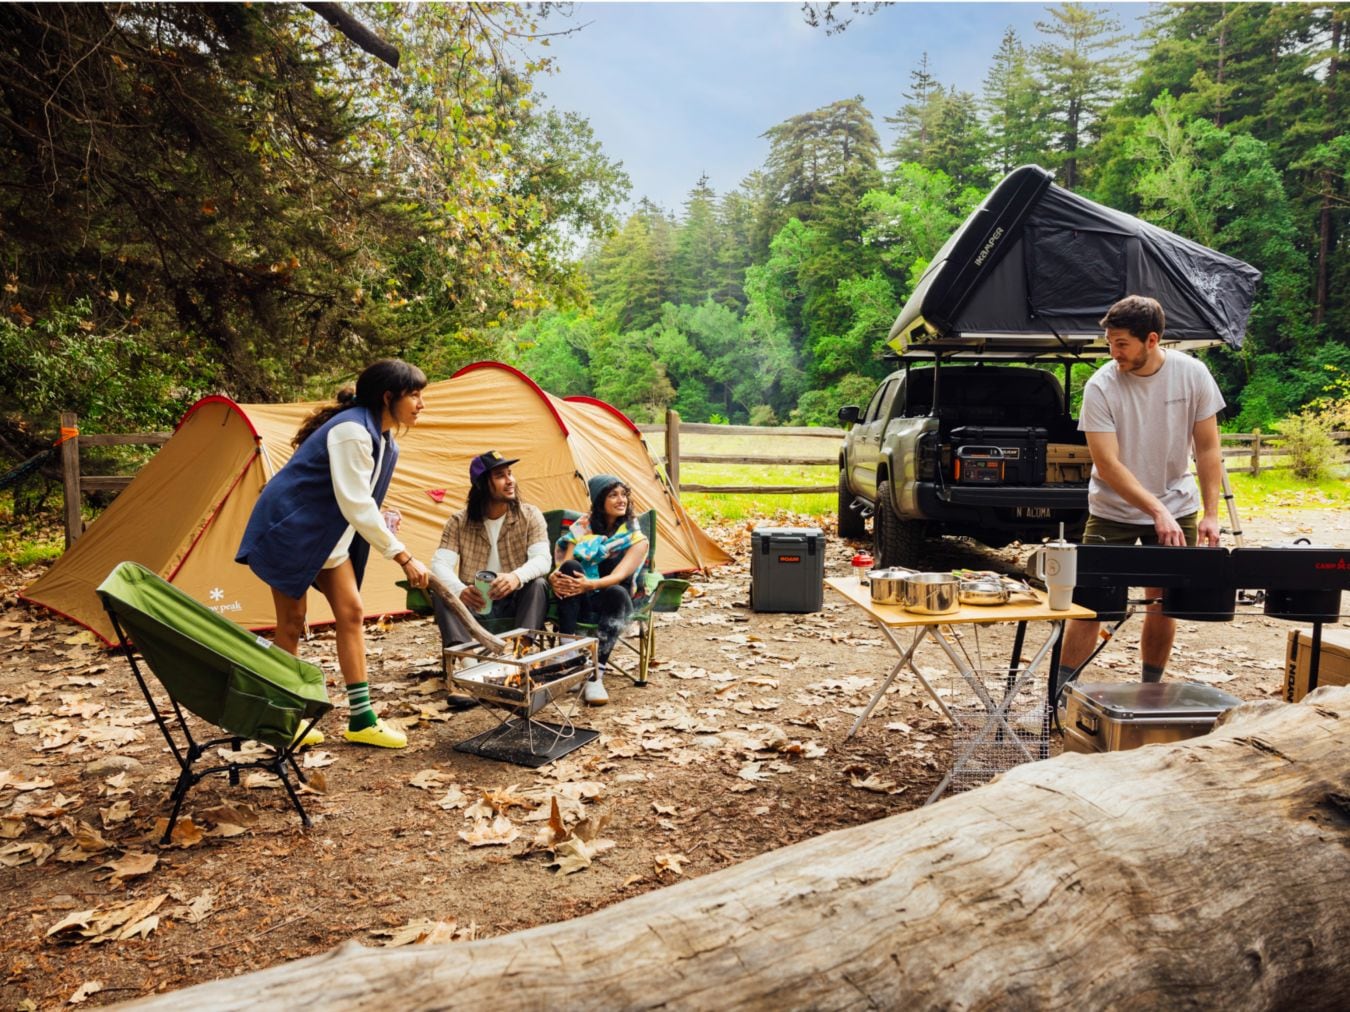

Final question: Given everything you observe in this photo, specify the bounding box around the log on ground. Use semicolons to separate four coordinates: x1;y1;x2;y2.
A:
122;687;1350;1010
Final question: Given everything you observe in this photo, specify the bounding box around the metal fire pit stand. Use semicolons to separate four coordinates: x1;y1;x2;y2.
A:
826;577;1096;803
444;629;600;768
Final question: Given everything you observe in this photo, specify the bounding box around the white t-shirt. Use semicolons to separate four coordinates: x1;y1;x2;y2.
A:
1078;350;1225;525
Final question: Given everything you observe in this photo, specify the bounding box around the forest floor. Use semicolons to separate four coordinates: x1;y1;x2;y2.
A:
0;504;1346;1009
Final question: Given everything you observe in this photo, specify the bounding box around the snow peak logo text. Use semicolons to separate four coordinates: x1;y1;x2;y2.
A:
1314;558;1348;570
974;227;1005;266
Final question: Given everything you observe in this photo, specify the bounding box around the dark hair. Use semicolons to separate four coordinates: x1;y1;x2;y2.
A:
466;482;522;523
293;359;427;447
1100;295;1165;342
589;479;634;536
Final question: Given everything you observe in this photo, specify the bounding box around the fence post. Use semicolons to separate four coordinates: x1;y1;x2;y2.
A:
1250;429;1261;476
665;409;681;492
60;411;81;548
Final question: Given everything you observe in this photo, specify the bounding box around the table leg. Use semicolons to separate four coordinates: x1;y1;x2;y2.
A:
846;626;928;740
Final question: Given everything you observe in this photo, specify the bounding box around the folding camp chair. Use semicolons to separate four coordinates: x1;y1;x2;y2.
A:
96;562;332;843
544;508;690;686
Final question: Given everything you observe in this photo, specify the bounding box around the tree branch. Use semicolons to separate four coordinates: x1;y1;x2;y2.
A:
302;2;400;69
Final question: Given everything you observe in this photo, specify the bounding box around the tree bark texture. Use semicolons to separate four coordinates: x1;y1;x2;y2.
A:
121;688;1350;1011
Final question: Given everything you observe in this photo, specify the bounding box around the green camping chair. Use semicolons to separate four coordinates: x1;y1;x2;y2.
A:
96;562;332;843
544;508;690;686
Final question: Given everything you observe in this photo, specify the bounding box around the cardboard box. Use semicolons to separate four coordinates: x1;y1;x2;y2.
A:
1046;442;1092;483
1283;626;1350;702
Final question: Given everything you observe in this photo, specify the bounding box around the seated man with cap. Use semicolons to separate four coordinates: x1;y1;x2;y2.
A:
430;451;551;650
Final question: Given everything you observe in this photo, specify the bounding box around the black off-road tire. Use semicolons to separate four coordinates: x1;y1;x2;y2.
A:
873;480;924;568
837;469;867;539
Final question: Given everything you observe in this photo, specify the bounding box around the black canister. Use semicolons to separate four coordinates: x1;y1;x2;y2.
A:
1161;585;1237;622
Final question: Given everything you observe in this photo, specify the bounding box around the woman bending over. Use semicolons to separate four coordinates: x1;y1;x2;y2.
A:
236;359;430;748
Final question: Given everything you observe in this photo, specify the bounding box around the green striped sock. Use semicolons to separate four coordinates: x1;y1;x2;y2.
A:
345;681;377;731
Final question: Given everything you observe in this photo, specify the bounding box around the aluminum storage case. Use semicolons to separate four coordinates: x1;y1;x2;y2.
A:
751;526;825;613
1061;681;1241;754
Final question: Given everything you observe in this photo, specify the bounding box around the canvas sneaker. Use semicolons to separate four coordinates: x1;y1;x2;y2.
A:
581;673;608;706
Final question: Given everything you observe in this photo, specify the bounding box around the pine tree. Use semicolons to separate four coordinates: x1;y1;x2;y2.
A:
1033;2;1129;189
983;28;1046;173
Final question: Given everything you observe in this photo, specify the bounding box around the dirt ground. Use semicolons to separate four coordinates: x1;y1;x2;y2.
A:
0;505;1346;1008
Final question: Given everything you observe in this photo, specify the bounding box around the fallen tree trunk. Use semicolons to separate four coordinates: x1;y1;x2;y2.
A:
125;688;1350;1010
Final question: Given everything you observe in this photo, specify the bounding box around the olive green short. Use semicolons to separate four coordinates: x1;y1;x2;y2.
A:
1082;512;1199;547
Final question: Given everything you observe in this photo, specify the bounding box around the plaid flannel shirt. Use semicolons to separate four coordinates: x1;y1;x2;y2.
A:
437;501;547;582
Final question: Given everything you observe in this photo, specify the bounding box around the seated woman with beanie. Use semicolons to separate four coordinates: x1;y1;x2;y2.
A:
549;474;647;706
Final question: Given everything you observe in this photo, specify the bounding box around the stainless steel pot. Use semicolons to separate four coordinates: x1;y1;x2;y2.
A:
959;578;1009;606
902;572;960;615
869;567;915;605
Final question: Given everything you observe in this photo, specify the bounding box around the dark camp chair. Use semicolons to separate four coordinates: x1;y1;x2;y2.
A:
96;562;331;843
544;508;690;686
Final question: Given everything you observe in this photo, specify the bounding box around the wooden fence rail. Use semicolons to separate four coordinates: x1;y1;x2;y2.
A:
638;410;1350;497
51;411;1350;544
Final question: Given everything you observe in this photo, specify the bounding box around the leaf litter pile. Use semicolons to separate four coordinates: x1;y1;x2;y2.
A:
0;507;1317;1008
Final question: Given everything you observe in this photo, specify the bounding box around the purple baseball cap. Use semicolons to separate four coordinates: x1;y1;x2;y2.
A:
469;450;519;485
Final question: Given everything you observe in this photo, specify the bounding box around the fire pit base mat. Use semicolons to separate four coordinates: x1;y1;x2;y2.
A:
454;719;599;768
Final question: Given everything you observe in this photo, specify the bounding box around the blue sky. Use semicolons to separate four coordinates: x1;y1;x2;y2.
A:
526;2;1152;217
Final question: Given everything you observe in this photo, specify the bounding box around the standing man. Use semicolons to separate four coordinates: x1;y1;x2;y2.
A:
430;451;551;650
1058;295;1226;688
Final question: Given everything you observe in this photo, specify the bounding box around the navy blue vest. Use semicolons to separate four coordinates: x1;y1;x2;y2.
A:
236;406;397;598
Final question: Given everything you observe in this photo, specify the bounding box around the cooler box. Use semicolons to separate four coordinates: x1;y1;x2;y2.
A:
1061;681;1241;754
1284;627;1350;702
750;526;825;613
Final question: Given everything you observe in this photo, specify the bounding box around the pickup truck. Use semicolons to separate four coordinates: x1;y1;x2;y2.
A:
838;362;1092;567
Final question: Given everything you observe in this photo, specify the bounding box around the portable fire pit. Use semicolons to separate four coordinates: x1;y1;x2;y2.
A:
444;629;599;767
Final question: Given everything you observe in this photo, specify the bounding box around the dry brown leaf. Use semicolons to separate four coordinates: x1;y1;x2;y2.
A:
654;852;688;877
242;771;279;790
737;761;771;782
68;980;103;1004
409;769;450;790
652;803;677;816
553;780;605;801
548;834;616;876
849;773;902;795
298;769;328;795
435;786;469;810
0;841;53;867
47;893;167;945
482;784;534;813
197;803;259;827
99;801;133;829
458;815;520;847
547;796;566;845
371;918;472;946
0;816;24;839
98;851;159;883
302;750;337;768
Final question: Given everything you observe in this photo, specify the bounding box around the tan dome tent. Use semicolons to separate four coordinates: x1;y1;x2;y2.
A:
23;362;729;645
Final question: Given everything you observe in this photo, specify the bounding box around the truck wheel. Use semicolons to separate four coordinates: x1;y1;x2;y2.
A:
874;480;924;568
837;470;866;539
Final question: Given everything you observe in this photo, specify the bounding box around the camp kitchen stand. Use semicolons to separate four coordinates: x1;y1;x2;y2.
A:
444;628;599;768
826;577;1095;804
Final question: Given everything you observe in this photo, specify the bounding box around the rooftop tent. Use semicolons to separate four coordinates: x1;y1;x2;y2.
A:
22;363;729;645
888;165;1262;357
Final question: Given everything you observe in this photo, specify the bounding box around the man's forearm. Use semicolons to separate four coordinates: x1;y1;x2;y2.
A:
1195;445;1223;518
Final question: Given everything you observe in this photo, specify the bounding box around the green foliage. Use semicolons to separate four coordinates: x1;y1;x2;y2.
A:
0;301;208;432
790;373;876;426
1272;411;1339;480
